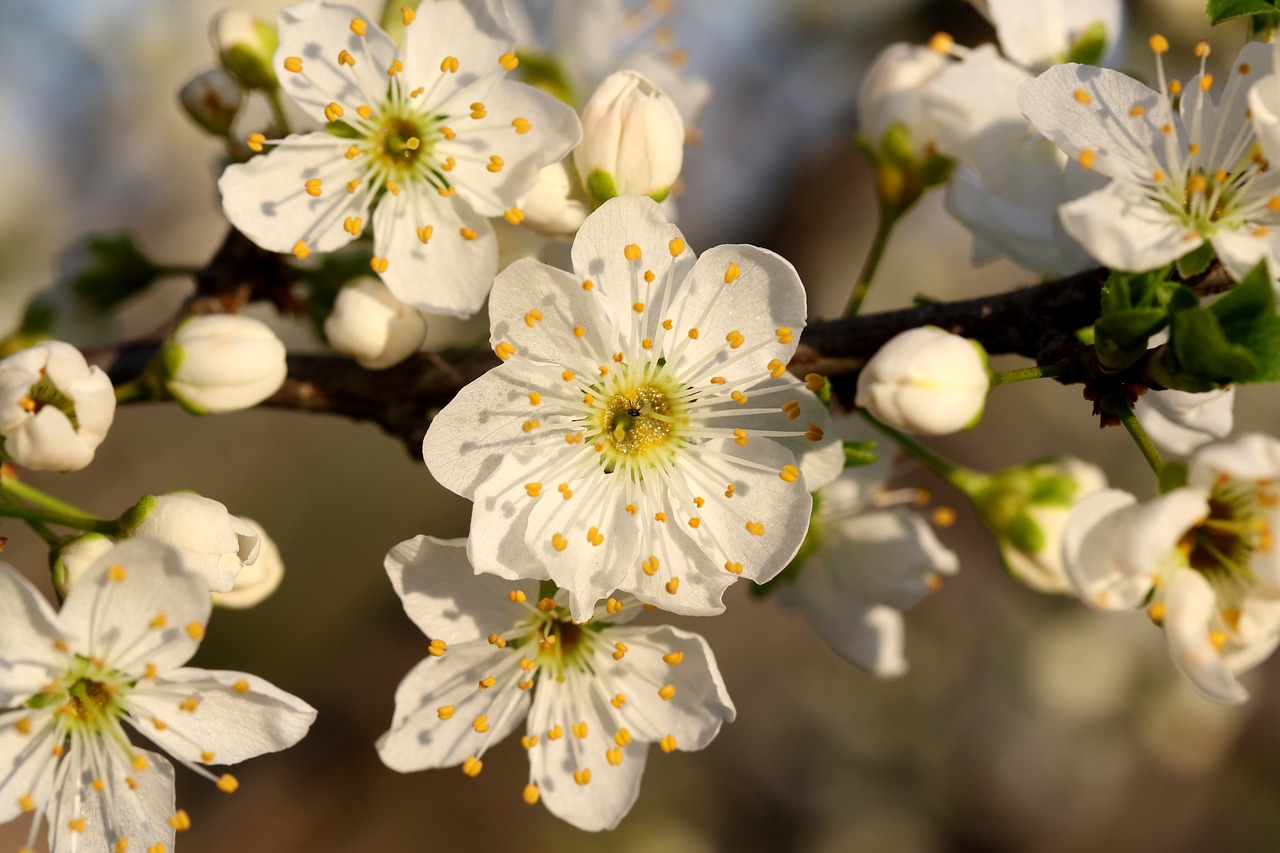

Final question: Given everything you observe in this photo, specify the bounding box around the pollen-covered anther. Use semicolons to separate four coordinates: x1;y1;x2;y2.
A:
370;256;390;273
478;675;496;689
536;596;556;613
495;341;516;360
746;520;765;536
731;390;748;405
487;155;505;173
292;240;310;260
1150;34;1169;54
504;207;525;224
522;783;540;804
185;622;205;640
472;715;490;733
660;734;678;753
387;58;404;76
552;533;568;551
613;642;628;660
522;419;540;433
573;768;591;786
1073;89;1092;105
426;638;447;658
440;55;459;73
805;423;826;442
928;31;954;53
724;261;741;283
642;555;660;575
343;216;363;235
547;724;564;740
633;301;645;313
338;49;355;67
470;101;487;119
349;17;366;34
607;747;624;765
776;326;794;344
779;465;800;483
416;224;433;244
283;56;303;73
460;227;479;242
246;133;266;152
216;774;239;793
1129;104;1146;117
508;589;527;604
169;810;192;831
644;269;655;283
1079;149;1097;170
323;102;344;122
658;683;677;700
587;526;604;546
606;597;624;615
1188;174;1208;194
512;117;532;134
665;577;680;594
462;756;483;777
726;330;745;348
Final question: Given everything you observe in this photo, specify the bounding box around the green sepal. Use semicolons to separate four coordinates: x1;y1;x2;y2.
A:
920;153;955;187
117;495;158;535
585;169;619;207
1065;21;1107;65
843;441;878;468
1175;241;1216;279
1158;460;1189;493
648;187;670;204
1004;512;1046;555
1167;307;1258;388
1206;0;1278;25
1093;266;1178;370
64;234;161;312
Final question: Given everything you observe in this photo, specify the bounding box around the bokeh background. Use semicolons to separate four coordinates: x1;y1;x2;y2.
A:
2;0;1279;850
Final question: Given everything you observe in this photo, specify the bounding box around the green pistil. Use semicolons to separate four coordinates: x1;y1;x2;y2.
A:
1182;489;1263;584
24;376;78;430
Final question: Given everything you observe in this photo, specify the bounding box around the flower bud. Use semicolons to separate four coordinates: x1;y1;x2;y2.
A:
855;326;990;435
212;517;284;608
970;456;1108;594
324;278;428;370
858;43;948;159
210;9;279;90
519;162;590;240
179;68;243;136
160;315;287;414
52;532;116;599
121;492;260;592
0;341;116;471
574;70;685;207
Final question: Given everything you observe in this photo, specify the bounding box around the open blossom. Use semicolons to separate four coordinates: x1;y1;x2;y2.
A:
219;0;581;318
776;438;958;676
0;341;115;472
1019;40;1280;284
377;537;734;831
1062;434;1280;703
0;540;316;852
423;195;841;620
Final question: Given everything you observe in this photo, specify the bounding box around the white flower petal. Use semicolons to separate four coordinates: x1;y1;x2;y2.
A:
1061;489;1151;610
1249;64;1280;165
49;746;175;853
128;669;316;766
726;376;841;490
0;563;68;703
1058;181;1196;272
1163;568;1250;704
1114;488;1207;580
0;709;57;824
1188;433;1280;489
399;0;514;105
385;536;540;644
1136;388;1235;457
1210;227;1280;288
58;540;210;674
218;133;368;256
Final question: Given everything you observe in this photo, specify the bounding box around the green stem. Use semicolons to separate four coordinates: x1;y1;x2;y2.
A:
114;377;153;404
843;206;901;318
989;364;1067;387
0;476;97;519
1116;406;1164;476
0;505;117;535
0;490;58;546
265;87;292;136
858;410;985;494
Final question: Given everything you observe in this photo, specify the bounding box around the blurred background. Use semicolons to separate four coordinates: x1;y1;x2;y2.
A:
3;0;1279;850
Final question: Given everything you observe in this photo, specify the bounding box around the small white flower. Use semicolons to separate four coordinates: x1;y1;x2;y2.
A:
377;536;734;831
855;326;990;435
324;277;429;369
0;341;115;472
969;0;1124;71
218;0;581;318
0;540;316;853
210;9;279;90
423;195;841;620
161;314;287;414
858;42;949;157
1136;387;1235;457
211;518;285;609
575;70;684;206
777;445;959;677
1019;40;1280;284
1062;433;1280;703
123;492;261;593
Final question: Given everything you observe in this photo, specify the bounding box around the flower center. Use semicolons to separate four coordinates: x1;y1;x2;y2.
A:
20;375;78;429
373;116;429;170
601;386;674;455
1181;482;1273;585
67;678;115;722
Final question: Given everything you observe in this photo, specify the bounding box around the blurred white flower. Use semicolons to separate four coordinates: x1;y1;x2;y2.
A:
123;492;261;593
423;195;841;620
0;540;316;853
1136;387;1235;457
519;161;590;239
855;326;990;435
218;0;581;318
324;278;429;369
210;9;279;90
377;537;734;831
858;42;949;157
161;314;287;414
51;532;115;599
1062;433;1280;703
575;70;684;206
969;0;1124;70
0;341;115;471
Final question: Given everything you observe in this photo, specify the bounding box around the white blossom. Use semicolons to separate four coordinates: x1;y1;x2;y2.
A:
1019;40;1280;285
858;42;949;157
519;161;590;239
161;314;287;414
324;277;429;369
969;0;1124;71
855;326;990;435
211;518;285;609
210;9;279;90
575;70;684;205
377;536;733;831
0;341;115;472
1136;387;1236;457
1062;433;1280;703
0;540;315;853
52;533;116;600
123;492;261;594
423;195;841;620
218;0;581;318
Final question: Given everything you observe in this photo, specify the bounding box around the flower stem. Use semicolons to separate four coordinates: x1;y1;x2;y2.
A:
843;206;901;318
265;87;292;136
114;377;153;404
989;364;1066;386
0;474;97;520
1116;406;1164;477
858;410;986;495
0;505;117;535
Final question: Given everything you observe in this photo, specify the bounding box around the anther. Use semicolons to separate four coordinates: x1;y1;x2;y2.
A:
292;240;311;260
1073;89;1092;105
402;6;415;25
552;533;568;551
664;651;684;665
776;326;794;343
499;52;519;70
283;56;303;73
460;228;479;241
665;577;680;594
338;49;356;67
427;639;447;657
417;225;433;243
1079;149;1097;169
573;768;591;786
779;465;800;483
660;734;678;753
216;774;239;793
508;589;527;604
746;521;764;536
523;784;540;804
370;256;389;273
512;117;532;134
1149;34;1169;54
624;243;643;261
246;133;266;152
388;58;404;76
470;101;487;119
669;238;686;256
724;261;741;283
350;18;366;35
505;207;525;224
495;341;516;360
440;55;459;73
462;756;483;777
658;684;676;700
323;102;344;122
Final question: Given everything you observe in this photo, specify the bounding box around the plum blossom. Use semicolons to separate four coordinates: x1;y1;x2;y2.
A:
0;341;115;472
0;540;315;852
219;0;581;318
1136;387;1236;457
855;326;990;435
377;537;734;831
423;195;841;620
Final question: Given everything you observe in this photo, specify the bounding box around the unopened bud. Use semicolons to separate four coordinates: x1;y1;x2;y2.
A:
855;326;990;435
179;68;243;136
160;315;287;415
575;70;684;207
211;10;279;90
324;278;428;370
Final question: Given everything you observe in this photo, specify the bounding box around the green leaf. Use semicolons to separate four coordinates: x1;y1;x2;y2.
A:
843;441;878;468
1171;307;1259;385
1065;21;1107;65
1210;260;1280;382
1175;241;1215;279
1206;0;1278;25
1095;308;1167;370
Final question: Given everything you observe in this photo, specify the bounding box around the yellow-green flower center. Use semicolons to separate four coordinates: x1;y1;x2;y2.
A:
602;386;673;455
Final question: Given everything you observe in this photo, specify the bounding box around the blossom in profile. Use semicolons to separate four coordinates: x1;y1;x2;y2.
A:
423;195;841;620
1062;433;1280;703
855;326;990;435
218;0;581;318
0;539;316;852
377;536;734;831
160;315;288;414
1019;40;1280;284
0;341;115;472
